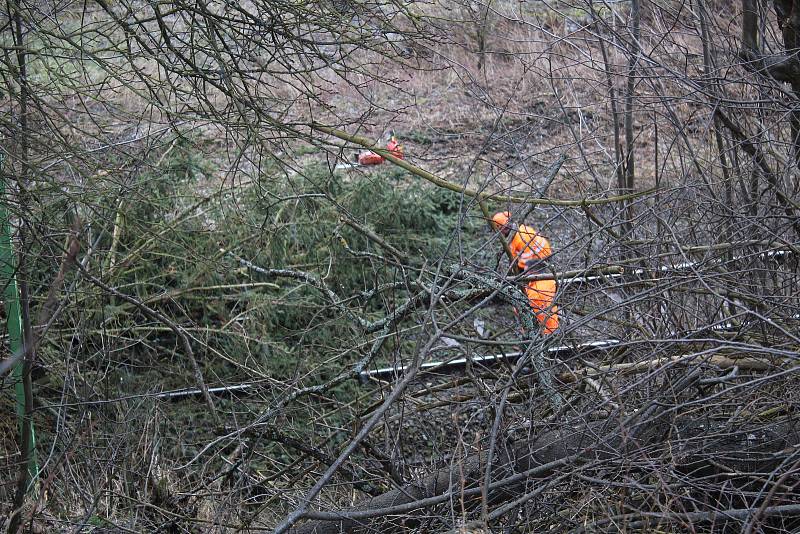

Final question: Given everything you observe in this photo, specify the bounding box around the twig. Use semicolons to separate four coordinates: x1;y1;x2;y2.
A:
76;264;220;427
313;123;655;207
579;503;800;532
450;265;564;411
339;215;406;261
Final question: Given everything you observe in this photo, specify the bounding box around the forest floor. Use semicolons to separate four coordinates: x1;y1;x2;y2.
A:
1;1;730;530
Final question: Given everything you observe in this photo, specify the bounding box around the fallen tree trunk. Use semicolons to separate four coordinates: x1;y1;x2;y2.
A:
288;417;800;533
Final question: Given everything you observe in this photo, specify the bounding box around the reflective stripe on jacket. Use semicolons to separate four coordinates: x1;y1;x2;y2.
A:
509;225;552;271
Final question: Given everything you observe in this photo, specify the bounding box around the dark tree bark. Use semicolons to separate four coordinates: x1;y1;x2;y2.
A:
741;0;800;164
289;418;800;533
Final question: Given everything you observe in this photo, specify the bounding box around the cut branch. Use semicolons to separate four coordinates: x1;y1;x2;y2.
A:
288;418;800;533
77;265;220;427
313;124;653;207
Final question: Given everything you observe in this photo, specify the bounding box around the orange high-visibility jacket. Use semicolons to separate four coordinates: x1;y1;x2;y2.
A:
507;225;558;334
508;224;552;271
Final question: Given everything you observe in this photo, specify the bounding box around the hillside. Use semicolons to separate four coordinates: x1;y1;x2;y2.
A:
1;0;799;532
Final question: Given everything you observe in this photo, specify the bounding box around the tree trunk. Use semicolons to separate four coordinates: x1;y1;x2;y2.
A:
289;418;800;533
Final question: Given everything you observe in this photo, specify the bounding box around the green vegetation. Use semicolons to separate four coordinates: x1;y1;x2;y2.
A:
29;140;485;433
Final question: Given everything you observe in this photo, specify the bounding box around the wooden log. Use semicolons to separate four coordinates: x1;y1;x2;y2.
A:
287;418;800;533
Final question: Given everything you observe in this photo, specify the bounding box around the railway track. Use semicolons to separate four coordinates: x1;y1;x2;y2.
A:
358;339;621;382
153;313;794;400
151;244;795;398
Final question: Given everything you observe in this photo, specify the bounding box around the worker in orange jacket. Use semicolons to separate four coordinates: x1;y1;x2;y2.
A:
491;211;559;335
357;134;404;165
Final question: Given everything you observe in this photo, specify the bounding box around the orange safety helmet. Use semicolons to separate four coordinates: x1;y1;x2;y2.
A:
491;211;511;230
386;136;404;159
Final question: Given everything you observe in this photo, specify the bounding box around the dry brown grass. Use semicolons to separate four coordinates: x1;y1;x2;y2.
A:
5;0;800;531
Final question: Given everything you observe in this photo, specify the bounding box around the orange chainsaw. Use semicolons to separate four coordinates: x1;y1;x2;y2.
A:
336;133;404;169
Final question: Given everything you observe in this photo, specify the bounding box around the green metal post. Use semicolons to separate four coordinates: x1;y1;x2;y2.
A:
0;153;38;489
